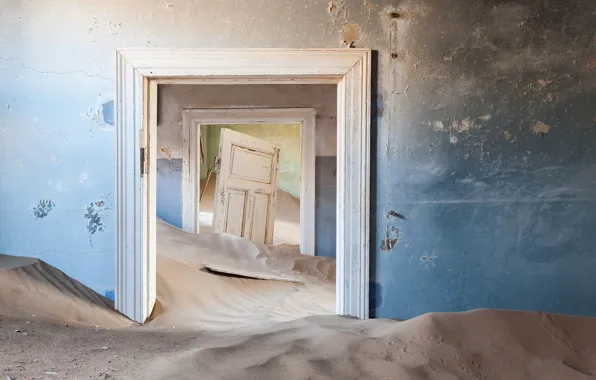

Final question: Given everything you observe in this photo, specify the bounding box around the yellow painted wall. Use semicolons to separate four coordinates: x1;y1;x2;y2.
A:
202;124;301;199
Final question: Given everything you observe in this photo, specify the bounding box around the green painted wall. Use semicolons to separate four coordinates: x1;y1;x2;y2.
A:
202;124;302;199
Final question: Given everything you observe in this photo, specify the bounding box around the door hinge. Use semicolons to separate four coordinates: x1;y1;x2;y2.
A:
140;147;146;176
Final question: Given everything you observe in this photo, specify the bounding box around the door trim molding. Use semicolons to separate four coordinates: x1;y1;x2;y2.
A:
115;48;371;323
181;108;316;256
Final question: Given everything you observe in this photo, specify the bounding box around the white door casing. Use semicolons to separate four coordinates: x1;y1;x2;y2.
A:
181;108;316;256
115;49;371;323
212;129;280;244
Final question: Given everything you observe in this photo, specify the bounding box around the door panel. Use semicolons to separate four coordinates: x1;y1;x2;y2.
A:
245;192;270;242
224;189;246;236
213;129;280;244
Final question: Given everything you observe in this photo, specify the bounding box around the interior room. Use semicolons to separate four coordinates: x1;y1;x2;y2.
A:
1;1;596;379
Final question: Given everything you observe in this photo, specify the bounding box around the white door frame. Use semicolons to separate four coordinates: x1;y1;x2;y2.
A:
115;48;371;323
180;108;316;256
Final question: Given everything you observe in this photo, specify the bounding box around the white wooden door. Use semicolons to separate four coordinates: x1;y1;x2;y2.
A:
213;128;281;244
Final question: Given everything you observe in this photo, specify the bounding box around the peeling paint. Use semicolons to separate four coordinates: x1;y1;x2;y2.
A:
79;172;89;184
420;253;438;266
328;2;338;15
380;226;400;252
532;121;552;135
84;203;104;234
341;23;360;46
387;210;407;220
538;78;552;87
33;198;55;219
81;98;114;131
160;146;173;160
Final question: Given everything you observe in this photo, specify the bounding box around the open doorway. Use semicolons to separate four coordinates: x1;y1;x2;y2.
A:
176;107;318;255
196;123;303;246
115;49;371;324
152;88;336;328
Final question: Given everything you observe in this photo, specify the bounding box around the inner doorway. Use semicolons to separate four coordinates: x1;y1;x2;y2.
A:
178;108;317;255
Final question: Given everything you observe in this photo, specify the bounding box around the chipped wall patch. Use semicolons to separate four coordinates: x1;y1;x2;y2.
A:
478;115;492;121
81;97;115;132
328;1;338;14
380;226;400;252
79;172;89;185
504;130;512;141
532;121;551;135
433;120;445;132
33;198;55;219
341;23;360;46
160;146;173;160
84;194;112;244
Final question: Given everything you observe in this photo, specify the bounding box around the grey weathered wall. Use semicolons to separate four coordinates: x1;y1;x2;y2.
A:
156;84;338;257
1;0;594;316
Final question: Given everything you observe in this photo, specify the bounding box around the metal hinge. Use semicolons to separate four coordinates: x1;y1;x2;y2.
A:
140;147;146;176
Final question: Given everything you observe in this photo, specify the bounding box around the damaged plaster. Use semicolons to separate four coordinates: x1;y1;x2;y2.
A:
532;121;552;135
341;23;360;46
33;198;55;219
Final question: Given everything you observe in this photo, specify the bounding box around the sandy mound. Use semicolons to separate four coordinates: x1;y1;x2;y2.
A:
6;309;594;379
138;309;596;379
2;229;596;380
0;254;131;328
148;219;335;330
199;176;301;246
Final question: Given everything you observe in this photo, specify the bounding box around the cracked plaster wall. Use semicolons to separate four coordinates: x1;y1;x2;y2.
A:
1;0;595;317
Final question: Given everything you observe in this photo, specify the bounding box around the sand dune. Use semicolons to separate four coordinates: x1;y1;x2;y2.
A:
3;219;596;379
140;310;596;380
0;254;131;328
148;219;335;330
3;309;596;379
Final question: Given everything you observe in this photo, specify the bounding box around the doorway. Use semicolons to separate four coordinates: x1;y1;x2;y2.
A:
115;49;371;323
179;108;316;254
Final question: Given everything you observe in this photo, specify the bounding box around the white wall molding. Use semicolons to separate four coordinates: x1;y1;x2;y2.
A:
115;48;371;323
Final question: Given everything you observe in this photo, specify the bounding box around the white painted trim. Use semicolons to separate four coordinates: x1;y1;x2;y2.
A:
115;49;371;323
181;108;316;256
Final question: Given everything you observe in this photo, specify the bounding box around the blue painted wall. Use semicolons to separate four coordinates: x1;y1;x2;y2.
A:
370;0;596;318
156;159;183;229
315;157;337;258
1;0;595;319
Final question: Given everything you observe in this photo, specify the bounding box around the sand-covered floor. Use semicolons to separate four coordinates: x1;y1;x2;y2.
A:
2;219;596;379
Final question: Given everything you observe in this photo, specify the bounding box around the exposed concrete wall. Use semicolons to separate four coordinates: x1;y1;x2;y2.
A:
1;0;595;316
157;84;337;158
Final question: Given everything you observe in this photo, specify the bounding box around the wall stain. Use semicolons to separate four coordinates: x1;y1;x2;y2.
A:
33;198;55;219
